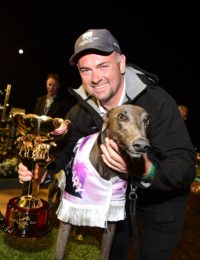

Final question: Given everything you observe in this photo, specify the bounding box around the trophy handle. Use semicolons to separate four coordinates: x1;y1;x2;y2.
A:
19;157;52;199
31;160;53;199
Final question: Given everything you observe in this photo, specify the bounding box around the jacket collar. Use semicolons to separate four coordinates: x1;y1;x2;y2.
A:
123;66;146;102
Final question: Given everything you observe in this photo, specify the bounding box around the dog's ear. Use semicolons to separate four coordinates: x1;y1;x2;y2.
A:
101;111;110;132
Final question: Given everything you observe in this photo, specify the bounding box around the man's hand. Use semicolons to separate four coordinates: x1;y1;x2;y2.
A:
100;137;128;173
18;163;34;183
18;162;48;184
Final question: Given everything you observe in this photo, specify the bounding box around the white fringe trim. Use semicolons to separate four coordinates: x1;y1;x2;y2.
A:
107;200;126;222
56;197;126;228
55;171;126;228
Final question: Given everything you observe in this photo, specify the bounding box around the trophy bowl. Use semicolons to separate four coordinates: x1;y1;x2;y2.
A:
1;113;70;237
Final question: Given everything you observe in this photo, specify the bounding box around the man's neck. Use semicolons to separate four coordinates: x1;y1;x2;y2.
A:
100;79;125;111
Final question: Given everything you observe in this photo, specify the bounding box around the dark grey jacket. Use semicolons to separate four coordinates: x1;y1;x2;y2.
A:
34;93;75;119
51;65;196;206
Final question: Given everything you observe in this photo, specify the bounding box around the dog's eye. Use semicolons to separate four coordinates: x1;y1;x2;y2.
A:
118;113;127;121
143;117;150;126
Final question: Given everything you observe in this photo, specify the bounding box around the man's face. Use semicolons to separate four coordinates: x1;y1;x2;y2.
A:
178;106;188;121
77;52;126;109
46;78;60;97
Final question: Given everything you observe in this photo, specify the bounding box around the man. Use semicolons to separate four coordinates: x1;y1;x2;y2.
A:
34;73;75;118
33;73;76;185
18;29;195;259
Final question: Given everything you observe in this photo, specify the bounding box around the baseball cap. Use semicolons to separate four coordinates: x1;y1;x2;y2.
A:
69;29;121;65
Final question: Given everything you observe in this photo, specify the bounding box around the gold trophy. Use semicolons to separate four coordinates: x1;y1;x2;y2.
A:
1;113;70;237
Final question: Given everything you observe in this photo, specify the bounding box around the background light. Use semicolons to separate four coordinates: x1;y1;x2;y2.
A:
18;49;24;54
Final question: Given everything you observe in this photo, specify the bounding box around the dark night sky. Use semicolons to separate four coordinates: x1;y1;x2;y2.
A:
0;2;199;147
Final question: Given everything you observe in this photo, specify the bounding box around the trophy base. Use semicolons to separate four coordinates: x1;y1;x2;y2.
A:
1;196;52;238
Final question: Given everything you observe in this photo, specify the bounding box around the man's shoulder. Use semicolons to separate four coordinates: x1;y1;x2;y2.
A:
35;95;46;105
56;93;76;107
127;64;159;85
37;95;46;100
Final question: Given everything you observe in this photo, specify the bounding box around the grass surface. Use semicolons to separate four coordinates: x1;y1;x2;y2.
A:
0;225;101;260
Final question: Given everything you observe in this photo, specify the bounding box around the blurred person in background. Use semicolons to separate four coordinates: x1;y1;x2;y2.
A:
34;73;75;118
178;104;189;121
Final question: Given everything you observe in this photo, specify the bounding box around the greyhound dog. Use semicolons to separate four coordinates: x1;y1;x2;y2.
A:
55;104;150;260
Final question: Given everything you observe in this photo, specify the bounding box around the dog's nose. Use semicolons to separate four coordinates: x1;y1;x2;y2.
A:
133;139;150;153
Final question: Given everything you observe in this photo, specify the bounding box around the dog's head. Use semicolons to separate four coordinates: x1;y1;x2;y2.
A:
102;104;150;158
